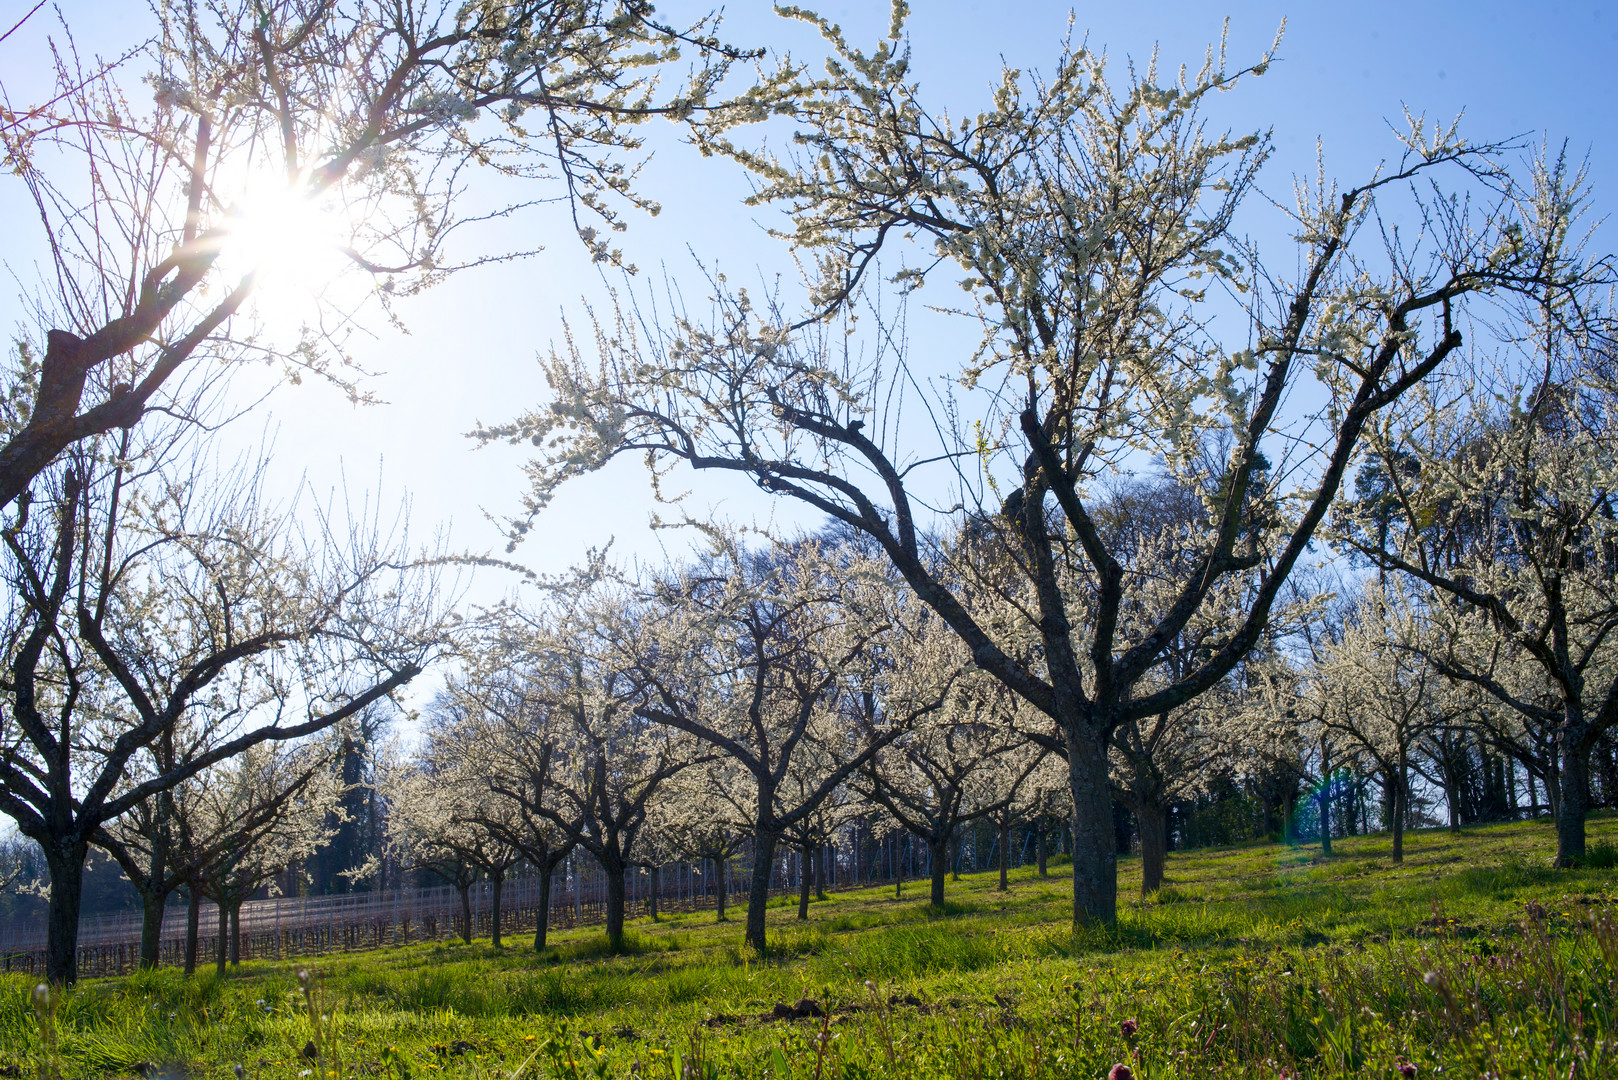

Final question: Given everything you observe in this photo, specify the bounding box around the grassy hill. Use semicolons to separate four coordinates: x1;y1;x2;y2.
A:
5;816;1617;1079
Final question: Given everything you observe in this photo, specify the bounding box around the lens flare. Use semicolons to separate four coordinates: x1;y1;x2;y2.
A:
1287;767;1354;844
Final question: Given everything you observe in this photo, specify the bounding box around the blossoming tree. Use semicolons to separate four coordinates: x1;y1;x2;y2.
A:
0;0;783;510
486;8;1583;923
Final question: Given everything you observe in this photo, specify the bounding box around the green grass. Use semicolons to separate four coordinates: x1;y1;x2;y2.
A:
6;817;1618;1078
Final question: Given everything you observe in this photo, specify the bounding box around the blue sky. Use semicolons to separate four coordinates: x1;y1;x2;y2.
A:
3;0;1614;600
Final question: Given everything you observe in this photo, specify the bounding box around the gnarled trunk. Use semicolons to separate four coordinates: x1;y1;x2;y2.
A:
533;870;554;951
1067;730;1118;924
137;883;168;970
135;834;170;969
457;883;472;944
744;831;777;952
43;838;88;985
1557;734;1592;867
604;863;627;949
1036;820;1049;877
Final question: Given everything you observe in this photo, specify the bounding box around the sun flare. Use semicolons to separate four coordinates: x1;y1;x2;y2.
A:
219;178;350;330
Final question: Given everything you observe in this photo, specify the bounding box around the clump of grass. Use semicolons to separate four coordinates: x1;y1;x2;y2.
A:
1579;840;1618;869
1147;885;1203;904
549;929;668;962
765;925;834;960
842;922;1004;979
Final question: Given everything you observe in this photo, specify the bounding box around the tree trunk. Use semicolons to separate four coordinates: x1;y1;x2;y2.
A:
1599;736;1618;811
215;897;228;974
43;839;88;985
713;856;728;921
1036;819;1049;877
1067;730;1119;924
1319;776;1333;857
743;831;777;952
533;869;553;951
135;831;170;970
184;887;200;975
1113;799;1135;854
997;820;1010;891
490;872;504;948
138;883;167;970
604;864;627;949
928;835;948;905
1556;735;1592;867
1317;742;1334;856
229;902;241;965
797;841;812;920
457;883;472;944
1390;761;1406;864
1138;800;1168;894
1444;760;1463;833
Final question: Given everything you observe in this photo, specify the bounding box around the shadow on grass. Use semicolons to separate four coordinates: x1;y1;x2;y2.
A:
544;930;676;963
919;899;982;919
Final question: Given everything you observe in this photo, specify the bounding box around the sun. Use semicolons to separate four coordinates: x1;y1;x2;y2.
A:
219;176;351;331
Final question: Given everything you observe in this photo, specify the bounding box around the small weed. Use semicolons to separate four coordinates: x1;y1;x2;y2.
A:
296;968;341;1080
30;983;61;1080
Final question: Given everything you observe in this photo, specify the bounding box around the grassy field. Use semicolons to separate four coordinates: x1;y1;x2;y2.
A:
5;817;1618;1079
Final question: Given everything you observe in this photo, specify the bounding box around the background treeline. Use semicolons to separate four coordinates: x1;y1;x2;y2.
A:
12;510;1614;965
